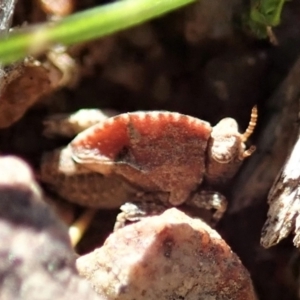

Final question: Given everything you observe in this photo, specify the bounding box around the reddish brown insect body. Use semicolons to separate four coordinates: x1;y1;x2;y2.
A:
69;110;256;206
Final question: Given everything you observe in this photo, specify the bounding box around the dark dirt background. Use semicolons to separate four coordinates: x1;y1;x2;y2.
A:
1;0;300;299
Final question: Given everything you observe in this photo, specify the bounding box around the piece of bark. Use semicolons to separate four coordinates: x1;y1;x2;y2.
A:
0;156;102;300
0;0;17;34
77;208;257;300
0;0;17;85
261;126;300;248
0;0;17;87
229;55;300;214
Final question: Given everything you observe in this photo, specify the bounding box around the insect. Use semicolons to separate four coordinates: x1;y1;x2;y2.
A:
41;107;257;226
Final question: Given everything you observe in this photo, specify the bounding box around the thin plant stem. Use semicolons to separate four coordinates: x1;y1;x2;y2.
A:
0;0;195;65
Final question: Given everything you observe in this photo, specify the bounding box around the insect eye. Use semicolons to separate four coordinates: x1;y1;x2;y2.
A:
210;136;237;164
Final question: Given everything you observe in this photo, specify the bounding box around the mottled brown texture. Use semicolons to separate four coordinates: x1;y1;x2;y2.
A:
77;208;257;300
205;117;245;185
70;112;212;205
2;0;300;298
40;109;255;222
41;147;143;208
0;59;62;128
68;110;254;206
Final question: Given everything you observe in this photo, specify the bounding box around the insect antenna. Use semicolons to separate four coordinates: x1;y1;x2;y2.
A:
241;105;258;143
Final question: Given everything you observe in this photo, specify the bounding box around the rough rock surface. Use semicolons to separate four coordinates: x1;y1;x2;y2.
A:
77;208;256;300
0;156;102;300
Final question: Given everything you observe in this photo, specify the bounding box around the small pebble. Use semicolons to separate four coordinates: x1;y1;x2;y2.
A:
77;208;257;300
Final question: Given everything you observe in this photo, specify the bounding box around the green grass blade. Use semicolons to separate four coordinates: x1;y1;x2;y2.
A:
0;0;195;65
